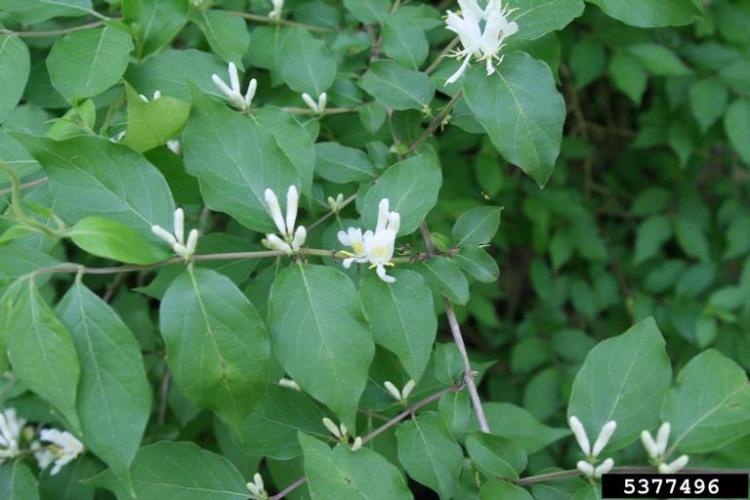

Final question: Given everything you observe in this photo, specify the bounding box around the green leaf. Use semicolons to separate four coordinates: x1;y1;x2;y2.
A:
725;99;750;164
466;432;527;479
122;83;190;153
314;142;375;183
39;457;99;500
417;256;470;305
13;134;175;240
69;216;169;265
56;282;151;482
382;14;428;69
0;36;30;123
0;462;39;500
675;216;710;261
483;403;569;454
588;0;702;27
462;52;565;187
0;243;57;292
567;317;672;450
122;0;188;56
507;0;585;40
247;25;286;75
189;10;250;69
454;247;500;283
125;49;227;101
360;60;435;111
0;0;93;23
360;153;442;235
662;349;750;453
452;206;502;247
241;385;330;460
269;265;374;430
609;52;647;105
182;89;302;233
278;28;336;95
396;412;463;500
343;0;391;23
626;44;691;76
480;481;534;500
46;23;134;101
360;269;437;382
634;215;672;264
87;441;248;500
159;268;272;429
569;39;606;90
689;79;729;133
5;279;80;432
299;433;412;500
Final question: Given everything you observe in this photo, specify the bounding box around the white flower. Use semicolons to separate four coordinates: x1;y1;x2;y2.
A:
594;458;614;478
569;416;591;456
322;417;348;441
261;186;306;255
576;460;594;477
151;208;199;260
278;377;301;391
350;436;363;451
0;409;24;462
592;420;617;458
166;139;181;155
35;429;84;476
327;193;345;213
338;227;368;268
658;454;689;474
383;380;416;403
246;472;268;500
139;90;162;102
444;0;519;84
269;0;284;20
212;62;257;112
301;92;327;114
570;416;617;480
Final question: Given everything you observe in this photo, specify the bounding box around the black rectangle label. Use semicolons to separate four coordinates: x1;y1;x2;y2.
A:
602;473;749;498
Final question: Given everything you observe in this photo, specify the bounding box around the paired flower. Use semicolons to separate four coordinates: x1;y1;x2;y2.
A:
569;416;616;478
247;473;269;500
152;208;200;260
269;0;284;20
338;199;400;283
262;186;307;255
321;417;362;451
302;92;328;115
139;90;161;103
327;193;345;213
384;380;416;404
445;0;519;84
212;62;257;112
641;422;689;474
33;429;84;476
0;409;24;462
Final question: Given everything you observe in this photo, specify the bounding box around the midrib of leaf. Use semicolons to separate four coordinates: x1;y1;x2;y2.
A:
456;210;496;246
370;70;425;105
412;418;448;495
83;27;109;92
385;283;417;375
495;70;541;166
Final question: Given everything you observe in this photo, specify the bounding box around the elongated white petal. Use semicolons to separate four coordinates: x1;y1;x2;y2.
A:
278;378;301;391
592;420;617;457
265;234;292;254
376;264;396;283
376;198;390;233
446;53;473;85
247;482;260;496
339;423;348;437
228;62;241;94
338;230;352;246
253;473;264;491
212;75;235;100
401;379;416;399
291;225;306;251
152;225;177;246
286;185;299;235
139;94;149;103
387;212;400;234
569;416;591;456
301;92;318;112
173;242;188;258
264;188;287;235
576;460;594;478
322;417;341;439
244;78;258;107
641;430;659;459
173;208;185;244
384;381;402;401
318;92;327;113
351;436;362;451
186;229;199;255
153;90;162;100
656;422;671;456
659;455;688;474
594;458;614;478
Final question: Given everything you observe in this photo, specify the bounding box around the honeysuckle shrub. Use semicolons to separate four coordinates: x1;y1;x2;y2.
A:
0;0;749;498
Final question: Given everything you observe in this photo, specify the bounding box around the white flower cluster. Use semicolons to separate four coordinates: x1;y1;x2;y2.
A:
262;186;307;255
212;62;258;112
445;0;519;84
569;416;616;478
302;92;327;115
247;472;269;500
152;208;200;260
0;408;84;476
383;380;416;404
338;199;400;283
641;422;689;474
322;417;362;451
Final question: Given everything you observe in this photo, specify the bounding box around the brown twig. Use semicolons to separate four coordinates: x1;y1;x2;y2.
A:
406;91;464;154
0;20;107;38
0;177;48;197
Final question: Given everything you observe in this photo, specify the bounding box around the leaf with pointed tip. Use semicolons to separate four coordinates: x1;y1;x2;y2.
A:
269;265;374;431
360;60;434;111
122;83;190;153
452;206;502;247
0;36;30;123
507;0;585;40
69;216;169;265
160;268;272;429
466;432;527;479
189;10;249;69
278;28;336;95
